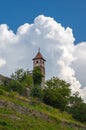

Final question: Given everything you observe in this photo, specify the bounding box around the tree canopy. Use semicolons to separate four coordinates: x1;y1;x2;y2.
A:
43;77;71;111
11;68;33;88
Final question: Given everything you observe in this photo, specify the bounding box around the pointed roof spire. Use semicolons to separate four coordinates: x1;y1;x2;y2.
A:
33;48;46;61
38;47;40;52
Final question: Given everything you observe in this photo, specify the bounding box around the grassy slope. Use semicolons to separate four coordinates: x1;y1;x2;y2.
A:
0;92;86;130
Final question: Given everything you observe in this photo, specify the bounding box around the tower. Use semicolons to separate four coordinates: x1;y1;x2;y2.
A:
33;49;46;88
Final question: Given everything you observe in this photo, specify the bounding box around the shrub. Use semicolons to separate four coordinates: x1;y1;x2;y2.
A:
7;80;25;95
31;85;44;101
8;91;19;97
69;102;86;122
0;88;6;95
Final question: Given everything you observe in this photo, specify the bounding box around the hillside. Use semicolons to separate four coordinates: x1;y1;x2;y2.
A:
0;91;86;130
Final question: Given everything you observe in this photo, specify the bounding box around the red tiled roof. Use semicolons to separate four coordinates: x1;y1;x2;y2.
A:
33;51;46;61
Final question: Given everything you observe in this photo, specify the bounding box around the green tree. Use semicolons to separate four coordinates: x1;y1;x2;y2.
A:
11;68;25;81
11;68;33;88
7;80;25;95
69;91;83;106
68;92;86;122
43;77;71;111
10;68;33;96
69;102;86;122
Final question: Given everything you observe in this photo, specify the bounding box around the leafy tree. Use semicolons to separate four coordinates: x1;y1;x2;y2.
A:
68;91;86;122
69;91;83;106
43;77;71;111
11;68;25;81
7;80;25;95
11;68;33;88
69;102;86;122
21;74;33;88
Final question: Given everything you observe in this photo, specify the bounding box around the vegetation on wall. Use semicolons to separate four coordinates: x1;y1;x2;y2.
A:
33;67;43;85
31;67;44;100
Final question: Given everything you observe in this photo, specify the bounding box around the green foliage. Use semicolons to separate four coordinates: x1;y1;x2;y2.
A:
69;102;86;122
1;67;86;125
0;120;8;126
44;77;71;111
7;80;25;95
33;67;43;85
31;67;44;100
11;68;33;88
22;74;33;88
46;77;70;90
8;91;19;97
0;93;85;130
0;87;6;95
31;85;44;100
9;68;33;96
11;68;25;81
68;92;86;122
69;91;83;106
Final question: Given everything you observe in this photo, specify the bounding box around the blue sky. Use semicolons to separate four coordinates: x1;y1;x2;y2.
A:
0;0;86;44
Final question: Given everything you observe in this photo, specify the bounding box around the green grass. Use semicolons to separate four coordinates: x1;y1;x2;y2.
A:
0;92;86;130
0;113;81;130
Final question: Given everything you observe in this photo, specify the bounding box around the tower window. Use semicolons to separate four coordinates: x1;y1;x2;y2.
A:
36;61;38;63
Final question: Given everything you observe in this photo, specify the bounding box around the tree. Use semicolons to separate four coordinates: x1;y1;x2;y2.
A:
10;68;33;96
7;80;25;95
11;68;33;88
68;92;86;122
69;102;86;122
69;91;83;106
11;68;25;81
43;77;71;111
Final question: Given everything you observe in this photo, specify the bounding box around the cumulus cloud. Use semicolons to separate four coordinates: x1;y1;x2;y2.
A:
0;59;6;67
73;42;86;88
0;15;86;101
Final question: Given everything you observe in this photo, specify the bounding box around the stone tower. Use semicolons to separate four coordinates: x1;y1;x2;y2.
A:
33;49;46;88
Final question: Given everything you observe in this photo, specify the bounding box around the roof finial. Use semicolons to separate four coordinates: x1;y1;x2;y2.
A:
38;47;40;52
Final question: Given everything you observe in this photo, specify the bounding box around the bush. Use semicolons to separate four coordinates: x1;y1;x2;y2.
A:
43;88;67;111
0;88;6;95
7;80;25;95
0;120;8;126
31;85;44;101
43;77;71;111
69;102;86;122
8;91;19;97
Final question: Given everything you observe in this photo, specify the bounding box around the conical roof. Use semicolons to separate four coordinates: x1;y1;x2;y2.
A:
33;49;46;61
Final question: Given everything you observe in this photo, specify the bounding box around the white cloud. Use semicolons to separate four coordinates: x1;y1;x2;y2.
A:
73;42;86;88
0;15;86;101
0;59;6;67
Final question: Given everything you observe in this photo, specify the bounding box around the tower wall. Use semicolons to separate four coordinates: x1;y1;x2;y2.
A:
33;50;46;89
